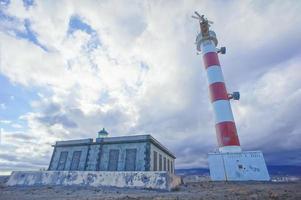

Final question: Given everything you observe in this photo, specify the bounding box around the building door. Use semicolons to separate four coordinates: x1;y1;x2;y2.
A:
70;151;81;170
108;149;119;171
57;151;68;170
125;149;137;171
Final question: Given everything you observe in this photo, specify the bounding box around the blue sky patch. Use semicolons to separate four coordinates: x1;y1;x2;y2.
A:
68;15;94;35
23;0;34;9
15;18;48;51
0;9;47;51
0;9;15;22
0;0;10;7
0;74;40;131
67;15;101;50
67;15;101;69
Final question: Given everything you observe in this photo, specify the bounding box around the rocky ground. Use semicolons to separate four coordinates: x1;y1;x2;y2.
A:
1;176;301;200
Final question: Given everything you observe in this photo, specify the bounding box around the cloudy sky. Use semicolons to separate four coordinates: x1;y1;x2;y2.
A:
0;0;301;174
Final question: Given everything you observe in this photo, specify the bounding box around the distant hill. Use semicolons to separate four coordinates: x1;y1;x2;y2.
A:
175;165;301;176
175;168;209;176
267;165;301;176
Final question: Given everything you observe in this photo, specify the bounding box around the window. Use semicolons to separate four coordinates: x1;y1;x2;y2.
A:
163;157;166;171
125;149;137;171
170;161;173;173
108;149;119;171
70;151;81;170
167;159;170;172
159;154;162;171
153;151;157;171
57;151;68;170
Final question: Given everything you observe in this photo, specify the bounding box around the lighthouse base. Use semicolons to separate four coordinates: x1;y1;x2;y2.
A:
208;150;270;181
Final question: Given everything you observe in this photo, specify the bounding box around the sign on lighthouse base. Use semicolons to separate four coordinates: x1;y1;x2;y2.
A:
208;151;270;181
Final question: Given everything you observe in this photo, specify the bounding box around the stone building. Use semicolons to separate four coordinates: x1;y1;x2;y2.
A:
48;132;176;173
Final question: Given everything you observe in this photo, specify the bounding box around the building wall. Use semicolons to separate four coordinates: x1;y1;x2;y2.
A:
150;143;175;173
99;142;147;171
49;145;89;171
48;137;175;173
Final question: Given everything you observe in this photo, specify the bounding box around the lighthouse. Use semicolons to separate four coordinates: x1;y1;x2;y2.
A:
192;12;270;181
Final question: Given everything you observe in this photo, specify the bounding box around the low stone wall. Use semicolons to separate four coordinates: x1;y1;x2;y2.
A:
6;171;181;191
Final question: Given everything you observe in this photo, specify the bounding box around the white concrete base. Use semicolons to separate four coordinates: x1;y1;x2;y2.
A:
208;151;270;181
6;171;181;191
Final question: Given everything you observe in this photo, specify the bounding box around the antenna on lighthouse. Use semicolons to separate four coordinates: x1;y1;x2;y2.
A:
191;11;213;24
193;12;218;51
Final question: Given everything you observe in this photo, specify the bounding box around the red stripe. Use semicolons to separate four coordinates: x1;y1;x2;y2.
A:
209;82;228;102
203;52;220;69
215;121;240;147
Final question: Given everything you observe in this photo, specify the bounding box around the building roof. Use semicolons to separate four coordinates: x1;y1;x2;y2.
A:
98;128;108;136
54;134;176;159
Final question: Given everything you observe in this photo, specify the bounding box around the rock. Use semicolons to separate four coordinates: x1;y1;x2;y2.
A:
268;191;279;200
249;193;259;200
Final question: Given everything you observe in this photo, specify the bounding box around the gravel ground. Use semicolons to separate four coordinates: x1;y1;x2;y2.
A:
1;176;300;200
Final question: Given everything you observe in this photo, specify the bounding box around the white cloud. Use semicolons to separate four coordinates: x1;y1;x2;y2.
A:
0;120;11;124
11;123;23;129
0;103;6;110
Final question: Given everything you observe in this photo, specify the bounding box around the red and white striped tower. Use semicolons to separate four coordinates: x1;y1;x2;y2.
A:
192;12;270;181
194;13;241;153
203;44;241;153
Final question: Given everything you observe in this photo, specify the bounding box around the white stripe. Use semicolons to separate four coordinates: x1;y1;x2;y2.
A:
201;41;216;55
219;146;241;153
206;65;224;84
212;100;234;123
